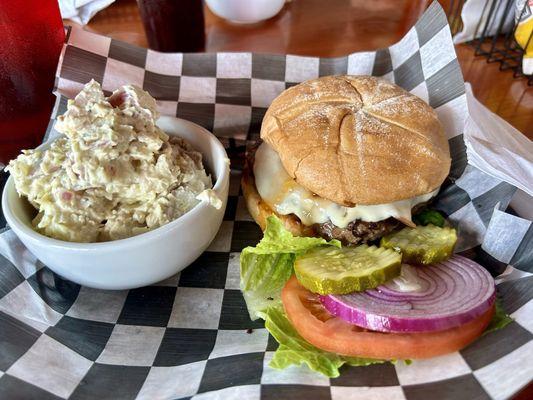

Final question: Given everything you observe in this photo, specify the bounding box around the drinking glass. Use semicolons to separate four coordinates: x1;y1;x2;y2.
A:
0;0;65;165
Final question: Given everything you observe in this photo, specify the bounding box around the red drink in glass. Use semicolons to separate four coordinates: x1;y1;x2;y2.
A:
0;0;65;165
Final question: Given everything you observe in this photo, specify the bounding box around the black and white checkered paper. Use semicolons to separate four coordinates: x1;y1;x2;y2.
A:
0;3;531;399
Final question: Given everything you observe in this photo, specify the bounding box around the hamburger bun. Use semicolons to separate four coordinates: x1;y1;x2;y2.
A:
260;75;451;206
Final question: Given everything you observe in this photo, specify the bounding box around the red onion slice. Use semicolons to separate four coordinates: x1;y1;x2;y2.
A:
319;255;496;333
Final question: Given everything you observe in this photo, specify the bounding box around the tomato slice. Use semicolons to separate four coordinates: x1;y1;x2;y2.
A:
282;275;494;359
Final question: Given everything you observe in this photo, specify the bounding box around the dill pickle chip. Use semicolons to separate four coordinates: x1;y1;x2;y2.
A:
294;245;402;295
380;224;457;265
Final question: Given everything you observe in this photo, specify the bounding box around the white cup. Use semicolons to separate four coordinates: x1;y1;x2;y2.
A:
205;0;286;24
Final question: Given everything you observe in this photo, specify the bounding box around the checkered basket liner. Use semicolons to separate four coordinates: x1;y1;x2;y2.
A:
0;2;531;399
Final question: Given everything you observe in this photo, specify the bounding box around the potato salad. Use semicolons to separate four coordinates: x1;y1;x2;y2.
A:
7;80;212;242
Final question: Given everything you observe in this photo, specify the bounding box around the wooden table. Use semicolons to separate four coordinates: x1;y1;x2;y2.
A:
69;1;532;399
76;0;533;140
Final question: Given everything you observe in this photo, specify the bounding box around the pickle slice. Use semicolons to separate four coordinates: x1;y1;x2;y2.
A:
380;224;457;265
294;245;402;295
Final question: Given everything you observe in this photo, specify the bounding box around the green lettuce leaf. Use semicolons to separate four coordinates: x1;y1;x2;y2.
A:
264;306;386;378
413;209;446;227
240;216;340;319
484;300;513;335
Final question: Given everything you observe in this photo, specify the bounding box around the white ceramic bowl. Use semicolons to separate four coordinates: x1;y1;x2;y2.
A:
2;116;230;290
205;0;285;24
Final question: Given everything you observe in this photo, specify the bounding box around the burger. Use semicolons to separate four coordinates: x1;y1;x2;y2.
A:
239;76;502;376
242;75;451;244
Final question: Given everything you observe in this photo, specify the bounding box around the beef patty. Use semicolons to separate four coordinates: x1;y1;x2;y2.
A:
314;218;399;246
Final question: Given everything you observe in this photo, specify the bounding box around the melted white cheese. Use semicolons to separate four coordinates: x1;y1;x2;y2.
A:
253;143;439;228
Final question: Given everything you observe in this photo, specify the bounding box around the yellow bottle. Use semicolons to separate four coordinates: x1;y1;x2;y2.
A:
515;0;533;75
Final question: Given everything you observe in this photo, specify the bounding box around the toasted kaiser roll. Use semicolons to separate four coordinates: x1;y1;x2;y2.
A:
260;75;451;207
